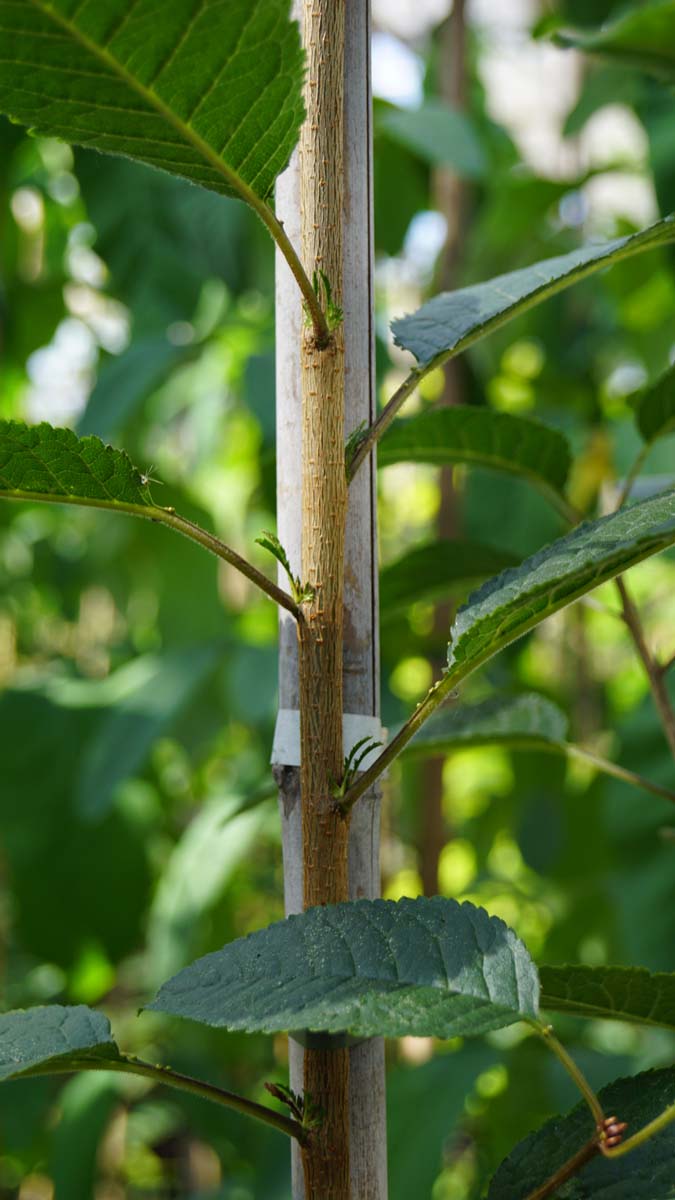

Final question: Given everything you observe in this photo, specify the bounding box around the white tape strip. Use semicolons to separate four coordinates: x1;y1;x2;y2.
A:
271;709;384;769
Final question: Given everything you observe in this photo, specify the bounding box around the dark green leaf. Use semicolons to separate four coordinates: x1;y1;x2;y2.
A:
378;407;572;508
381;540;519;617
540;964;675;1031
148;896;540;1039
0;421;152;511
448;489;675;675
488;1067;675;1199
404;694;569;756
555;2;675;80
378;101;486;178
392;216;675;368
0;1006;118;1082
635;363;675;446
0;0;304;202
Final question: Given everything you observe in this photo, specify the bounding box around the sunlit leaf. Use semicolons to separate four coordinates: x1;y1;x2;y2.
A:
488;1067;675;1200
540;964;675;1032
0;1007;118;1082
0;0;304;203
392;216;675;368
149;897;540;1039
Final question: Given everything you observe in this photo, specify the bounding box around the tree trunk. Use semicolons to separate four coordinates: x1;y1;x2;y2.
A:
274;2;386;1197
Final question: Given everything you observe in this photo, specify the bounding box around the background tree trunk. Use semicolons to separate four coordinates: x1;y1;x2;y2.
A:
274;2;387;1196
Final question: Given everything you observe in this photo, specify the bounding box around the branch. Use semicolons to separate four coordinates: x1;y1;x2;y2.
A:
564;742;675;805
615;576;675;760
601;1099;675;1158
30;1054;308;1145
346;370;421;480
523;1137;600;1200
0;490;301;621
259;205;331;348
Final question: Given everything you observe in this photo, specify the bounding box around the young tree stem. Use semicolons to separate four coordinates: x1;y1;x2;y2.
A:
296;2;351;1196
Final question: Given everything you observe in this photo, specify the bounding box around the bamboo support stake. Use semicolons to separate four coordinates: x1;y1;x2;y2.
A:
275;3;386;1196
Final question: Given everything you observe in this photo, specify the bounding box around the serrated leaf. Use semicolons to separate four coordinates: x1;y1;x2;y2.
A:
378;100;486;178
555;2;675;81
378;407;572;510
380;540;519;618
0;0;304;203
0;421;152;512
392;216;675;368
635;363;675;446
0;1006;119;1082
404;694;569;756
148;896;540;1040
540;964;675;1032
448;488;675;675
488;1067;675;1200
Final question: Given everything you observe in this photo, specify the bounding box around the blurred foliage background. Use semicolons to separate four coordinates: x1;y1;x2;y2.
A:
1;1;675;1197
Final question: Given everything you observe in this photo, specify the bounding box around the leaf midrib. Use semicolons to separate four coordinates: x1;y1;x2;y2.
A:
28;0;263;213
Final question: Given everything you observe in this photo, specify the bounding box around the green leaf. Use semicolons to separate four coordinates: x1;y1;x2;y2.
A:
0;1006;119;1082
0;0;304;203
392;216;675;368
0;420;152;512
488;1067;675;1200
148;896;540;1039
378;407;572;511
554;2;675;81
380;540;519;617
378;100;486;178
404;694;569;756
635;363;675;447
540;964;675;1032
448;488;675;675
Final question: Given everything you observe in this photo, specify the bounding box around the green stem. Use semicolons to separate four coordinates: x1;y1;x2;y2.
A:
35;1055;308;1145
0;490;300;621
602;1100;675;1158
615;576;675;761
564;742;675;805
531;1021;604;1125
339;664;469;814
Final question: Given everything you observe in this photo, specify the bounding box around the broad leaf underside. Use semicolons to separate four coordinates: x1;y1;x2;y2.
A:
0;0;304;201
449;488;675;672
392;217;675;367
406;694;569;756
149;896;540;1040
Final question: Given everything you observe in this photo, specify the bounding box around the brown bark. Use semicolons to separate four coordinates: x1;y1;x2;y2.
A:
297;2;351;1196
